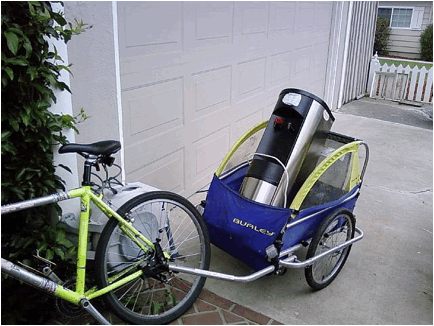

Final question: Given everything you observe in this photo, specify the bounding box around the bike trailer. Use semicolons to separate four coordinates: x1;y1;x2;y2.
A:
202;121;368;271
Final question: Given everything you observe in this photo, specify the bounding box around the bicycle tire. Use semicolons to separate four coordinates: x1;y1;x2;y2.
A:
305;208;355;290
94;191;211;324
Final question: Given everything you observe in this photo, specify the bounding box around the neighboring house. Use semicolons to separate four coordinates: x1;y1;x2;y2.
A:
378;1;433;59
62;1;377;197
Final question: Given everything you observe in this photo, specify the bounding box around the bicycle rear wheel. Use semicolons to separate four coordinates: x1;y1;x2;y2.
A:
94;191;211;324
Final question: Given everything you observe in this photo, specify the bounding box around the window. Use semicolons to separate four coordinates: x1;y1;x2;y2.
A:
378;6;423;29
391;8;412;28
378;8;393;21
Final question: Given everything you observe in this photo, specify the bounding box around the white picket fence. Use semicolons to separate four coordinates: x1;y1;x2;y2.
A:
368;54;433;104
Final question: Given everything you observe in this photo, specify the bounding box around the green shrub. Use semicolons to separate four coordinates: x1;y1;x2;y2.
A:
1;1;87;323
420;24;433;62
1;0;84;264
374;17;391;56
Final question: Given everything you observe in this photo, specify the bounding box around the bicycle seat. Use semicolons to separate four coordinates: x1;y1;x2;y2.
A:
59;140;121;156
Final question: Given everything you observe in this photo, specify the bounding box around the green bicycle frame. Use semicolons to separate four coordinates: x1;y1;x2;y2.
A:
1;185;156;306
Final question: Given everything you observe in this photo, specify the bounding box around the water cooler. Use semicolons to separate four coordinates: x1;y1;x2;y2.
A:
240;88;334;207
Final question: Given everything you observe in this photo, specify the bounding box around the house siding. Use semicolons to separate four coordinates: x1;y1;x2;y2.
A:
340;1;378;105
379;1;433;59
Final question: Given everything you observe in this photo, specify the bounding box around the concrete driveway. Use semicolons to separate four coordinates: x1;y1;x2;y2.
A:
202;98;433;324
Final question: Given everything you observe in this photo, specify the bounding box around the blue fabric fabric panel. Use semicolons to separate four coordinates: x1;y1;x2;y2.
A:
203;166;360;270
281;185;360;251
203;170;290;270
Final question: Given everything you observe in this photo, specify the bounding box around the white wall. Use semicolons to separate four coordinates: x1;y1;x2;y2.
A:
48;2;80;218
64;1;123;182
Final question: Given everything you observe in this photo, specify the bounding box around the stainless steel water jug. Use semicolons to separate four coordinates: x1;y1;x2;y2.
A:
240;89;334;207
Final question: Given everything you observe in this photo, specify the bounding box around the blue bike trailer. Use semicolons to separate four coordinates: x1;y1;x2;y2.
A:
202;121;369;272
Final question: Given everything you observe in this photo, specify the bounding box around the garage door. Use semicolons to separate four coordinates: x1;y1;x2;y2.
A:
117;1;333;196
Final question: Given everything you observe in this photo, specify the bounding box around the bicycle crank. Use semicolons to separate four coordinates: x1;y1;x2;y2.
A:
55;279;86;318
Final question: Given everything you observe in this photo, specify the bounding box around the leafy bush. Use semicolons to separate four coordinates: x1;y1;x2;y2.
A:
374;17;391;56
420;24;433;62
1;1;87;323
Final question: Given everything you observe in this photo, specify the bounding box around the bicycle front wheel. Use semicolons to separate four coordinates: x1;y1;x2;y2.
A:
94;191;211;324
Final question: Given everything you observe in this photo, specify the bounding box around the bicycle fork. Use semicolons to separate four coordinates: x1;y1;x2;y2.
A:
1;258;110;325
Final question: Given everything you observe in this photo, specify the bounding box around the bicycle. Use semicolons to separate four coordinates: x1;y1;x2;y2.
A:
1;140;211;324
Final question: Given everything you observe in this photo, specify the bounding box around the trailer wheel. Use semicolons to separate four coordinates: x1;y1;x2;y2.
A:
305;208;355;290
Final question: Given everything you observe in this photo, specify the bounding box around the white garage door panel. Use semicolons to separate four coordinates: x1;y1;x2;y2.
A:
120;2;183;57
192;2;233;46
269;2;295;35
309;80;326;97
294;46;311;75
312;42;330;69
128;148;185;193
193;126;230;176
190;107;231;145
263;97;278;118
315;2;333;35
295;2;315;33
124;126;185;176
233;109;264;141
188;126;231;193
119;1;334;195
124;79;184;139
236;57;266;101
192;66;231;119
233;2;268;47
269;51;293;88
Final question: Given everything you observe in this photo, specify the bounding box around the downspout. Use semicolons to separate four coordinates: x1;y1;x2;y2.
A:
324;2;345;110
337;1;354;109
430;3;433;25
112;1;125;183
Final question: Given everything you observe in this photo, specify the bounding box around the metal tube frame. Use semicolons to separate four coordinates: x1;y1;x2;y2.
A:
168;226;363;281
